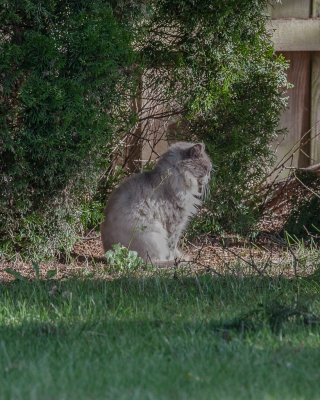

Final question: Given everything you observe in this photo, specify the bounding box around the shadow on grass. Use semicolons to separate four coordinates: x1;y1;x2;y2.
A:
1;276;320;399
1;273;320;335
1;317;320;400
213;300;320;334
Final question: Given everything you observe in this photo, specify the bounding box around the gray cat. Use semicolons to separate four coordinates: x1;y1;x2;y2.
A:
101;142;212;265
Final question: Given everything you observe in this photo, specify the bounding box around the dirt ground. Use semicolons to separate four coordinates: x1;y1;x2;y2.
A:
1;173;319;283
0;229;312;283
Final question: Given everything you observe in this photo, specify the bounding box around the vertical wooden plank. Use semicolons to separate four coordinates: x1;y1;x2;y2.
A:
271;0;311;18
275;52;311;170
310;0;320;164
312;0;320;16
311;53;320;163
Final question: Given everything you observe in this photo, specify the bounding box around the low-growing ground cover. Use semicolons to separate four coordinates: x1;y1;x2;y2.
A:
0;268;320;400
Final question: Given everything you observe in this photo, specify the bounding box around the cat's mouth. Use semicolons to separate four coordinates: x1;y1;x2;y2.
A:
198;173;211;199
201;163;216;198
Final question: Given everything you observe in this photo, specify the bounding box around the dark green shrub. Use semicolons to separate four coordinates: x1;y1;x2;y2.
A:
284;197;320;240
0;0;135;259
1;0;289;259
283;171;320;239
136;0;289;234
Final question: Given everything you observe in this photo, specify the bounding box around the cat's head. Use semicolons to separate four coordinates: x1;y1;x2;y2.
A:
159;142;213;193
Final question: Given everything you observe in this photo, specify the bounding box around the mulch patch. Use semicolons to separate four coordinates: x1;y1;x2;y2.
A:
1;168;320;283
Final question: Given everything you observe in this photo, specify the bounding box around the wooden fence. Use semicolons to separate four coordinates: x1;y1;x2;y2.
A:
268;0;320;173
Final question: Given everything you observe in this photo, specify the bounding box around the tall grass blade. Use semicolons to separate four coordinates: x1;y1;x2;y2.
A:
32;263;40;280
46;269;57;280
4;268;26;281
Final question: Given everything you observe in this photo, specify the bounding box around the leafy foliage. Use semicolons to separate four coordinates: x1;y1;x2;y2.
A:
136;0;289;233
0;0;136;258
284;197;320;240
0;0;289;258
283;171;320;239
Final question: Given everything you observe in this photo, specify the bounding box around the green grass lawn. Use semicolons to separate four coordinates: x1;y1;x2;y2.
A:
1;271;320;400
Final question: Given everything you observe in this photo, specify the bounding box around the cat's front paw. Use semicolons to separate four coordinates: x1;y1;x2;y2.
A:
174;250;191;263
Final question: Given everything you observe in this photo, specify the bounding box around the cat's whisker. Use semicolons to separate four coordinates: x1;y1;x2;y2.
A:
204;186;209;200
199;175;211;200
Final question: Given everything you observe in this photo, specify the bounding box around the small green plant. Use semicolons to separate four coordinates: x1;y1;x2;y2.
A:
283;197;320;239
105;243;144;272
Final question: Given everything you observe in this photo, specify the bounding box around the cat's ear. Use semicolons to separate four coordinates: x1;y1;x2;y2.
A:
190;143;203;158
